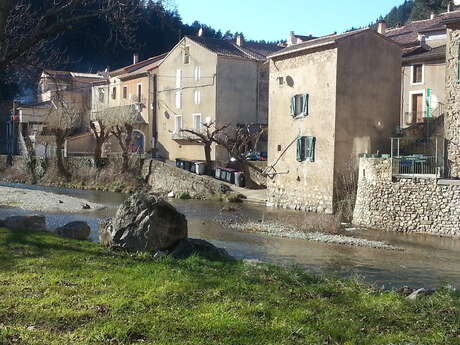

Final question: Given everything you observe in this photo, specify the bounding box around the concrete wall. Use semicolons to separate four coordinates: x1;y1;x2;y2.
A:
445;24;460;178
157;37;218;161
401;61;446;127
267;47;338;213
335;31;401;176
354;157;460;237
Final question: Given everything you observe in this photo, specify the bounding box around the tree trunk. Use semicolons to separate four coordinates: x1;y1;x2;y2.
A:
204;142;212;175
239;160;258;189
20;124;37;184
55;135;70;180
94;139;104;169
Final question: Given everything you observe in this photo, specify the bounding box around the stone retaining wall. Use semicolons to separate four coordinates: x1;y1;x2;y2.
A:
353;158;460;237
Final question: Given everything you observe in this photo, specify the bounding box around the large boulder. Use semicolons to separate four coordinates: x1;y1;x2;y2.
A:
170;238;234;261
3;215;46;232
56;221;91;240
100;192;187;251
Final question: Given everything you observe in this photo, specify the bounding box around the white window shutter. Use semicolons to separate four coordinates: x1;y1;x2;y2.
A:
176;69;182;88
303;94;309;115
176;91;181;109
290;96;295;116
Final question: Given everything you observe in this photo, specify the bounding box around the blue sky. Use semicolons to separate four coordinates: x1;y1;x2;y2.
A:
172;0;404;41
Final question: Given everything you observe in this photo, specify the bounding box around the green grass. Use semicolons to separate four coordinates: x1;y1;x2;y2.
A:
0;228;459;345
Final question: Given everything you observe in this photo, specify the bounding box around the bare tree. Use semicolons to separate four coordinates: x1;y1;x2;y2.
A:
89;110;113;169
46;97;83;179
215;124;267;189
0;0;139;74
180;121;229;175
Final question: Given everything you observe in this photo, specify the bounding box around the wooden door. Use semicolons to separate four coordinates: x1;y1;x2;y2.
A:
412;93;424;123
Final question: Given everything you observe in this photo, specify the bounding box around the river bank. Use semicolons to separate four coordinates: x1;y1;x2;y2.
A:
0;186;104;213
1;227;458;345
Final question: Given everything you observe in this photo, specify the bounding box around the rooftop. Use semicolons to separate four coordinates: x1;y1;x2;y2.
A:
268;28;372;58
41;70;104;83
402;44;446;63
110;53;167;79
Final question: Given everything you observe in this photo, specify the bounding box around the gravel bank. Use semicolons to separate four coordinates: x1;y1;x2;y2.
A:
229;222;403;251
0;186;104;213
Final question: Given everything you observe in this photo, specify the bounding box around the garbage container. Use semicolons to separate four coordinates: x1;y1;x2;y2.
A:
175;158;183;169
183;160;192;171
224;169;236;184
195;162;206;175
215;167;222;179
234;171;245;187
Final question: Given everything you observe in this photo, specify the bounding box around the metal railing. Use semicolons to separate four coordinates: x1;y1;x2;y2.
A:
391;136;445;177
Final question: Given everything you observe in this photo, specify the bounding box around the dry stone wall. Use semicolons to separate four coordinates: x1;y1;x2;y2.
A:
353;158;460;237
445;27;460;178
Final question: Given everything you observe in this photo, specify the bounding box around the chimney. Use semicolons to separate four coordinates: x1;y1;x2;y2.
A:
430;12;436;20
377;20;387;34
133;53;139;65
288;31;296;46
236;35;244;47
198;28;203;37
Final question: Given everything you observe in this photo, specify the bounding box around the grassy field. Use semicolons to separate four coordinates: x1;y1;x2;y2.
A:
0;227;459;345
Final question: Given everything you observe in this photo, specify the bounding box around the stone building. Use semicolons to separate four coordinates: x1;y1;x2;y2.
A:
266;28;401;214
156;35;280;162
443;13;460;178
380;11;460;129
90;53;166;155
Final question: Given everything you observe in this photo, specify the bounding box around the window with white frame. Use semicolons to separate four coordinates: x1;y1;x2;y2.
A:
296;136;316;162
176;69;182;88
183;46;190;64
193;114;202;131
290;94;309;117
412;64;423;84
111;86;117;100
194;66;201;81
137;83;142;103
123;86;128;99
98;88;105;103
175;91;182;109
194;89;201;105
175;115;183;133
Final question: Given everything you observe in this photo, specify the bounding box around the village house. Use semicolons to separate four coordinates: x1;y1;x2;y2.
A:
4;70;103;156
379;10;460;129
265;28;401;214
86;53;166;156
155;34;280;163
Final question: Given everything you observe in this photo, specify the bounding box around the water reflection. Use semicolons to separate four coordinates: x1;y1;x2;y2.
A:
1;181;459;289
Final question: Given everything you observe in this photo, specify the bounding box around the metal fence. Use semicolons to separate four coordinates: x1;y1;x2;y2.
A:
391;136;445;177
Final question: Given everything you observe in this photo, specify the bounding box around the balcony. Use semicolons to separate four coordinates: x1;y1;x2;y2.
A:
390;136;445;178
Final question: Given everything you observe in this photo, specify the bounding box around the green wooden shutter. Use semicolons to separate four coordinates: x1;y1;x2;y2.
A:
425;88;432;118
296;137;302;161
303;94;309;116
290;96;295;116
306;136;316;162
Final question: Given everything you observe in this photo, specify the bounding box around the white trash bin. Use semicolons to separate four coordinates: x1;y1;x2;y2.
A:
195;162;206;175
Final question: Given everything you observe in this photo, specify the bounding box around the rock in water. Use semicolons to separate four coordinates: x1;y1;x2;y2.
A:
100;192;187;251
3;215;46;232
56;221;91;240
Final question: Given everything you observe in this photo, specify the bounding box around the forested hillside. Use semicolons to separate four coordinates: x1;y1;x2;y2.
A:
383;0;456;27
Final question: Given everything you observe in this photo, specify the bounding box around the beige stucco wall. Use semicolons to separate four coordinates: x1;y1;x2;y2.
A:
157;37;218;161
267;47;338;214
91;74;153;152
400;61;446;127
335;31;401;177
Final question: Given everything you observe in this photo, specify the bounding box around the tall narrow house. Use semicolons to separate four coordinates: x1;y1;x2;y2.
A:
266;28;401;214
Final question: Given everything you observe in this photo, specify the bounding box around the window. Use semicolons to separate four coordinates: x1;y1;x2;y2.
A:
412;64;423;84
137;83;142;103
176;69;182;88
183;46;190;64
296;136;316;162
175;115;183;133
194;66;201;81
111;87;117;100
175;91;182;109
193;114;202;131
123;86;128;99
194;90;201;105
98;88;105;103
290;94;309;117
